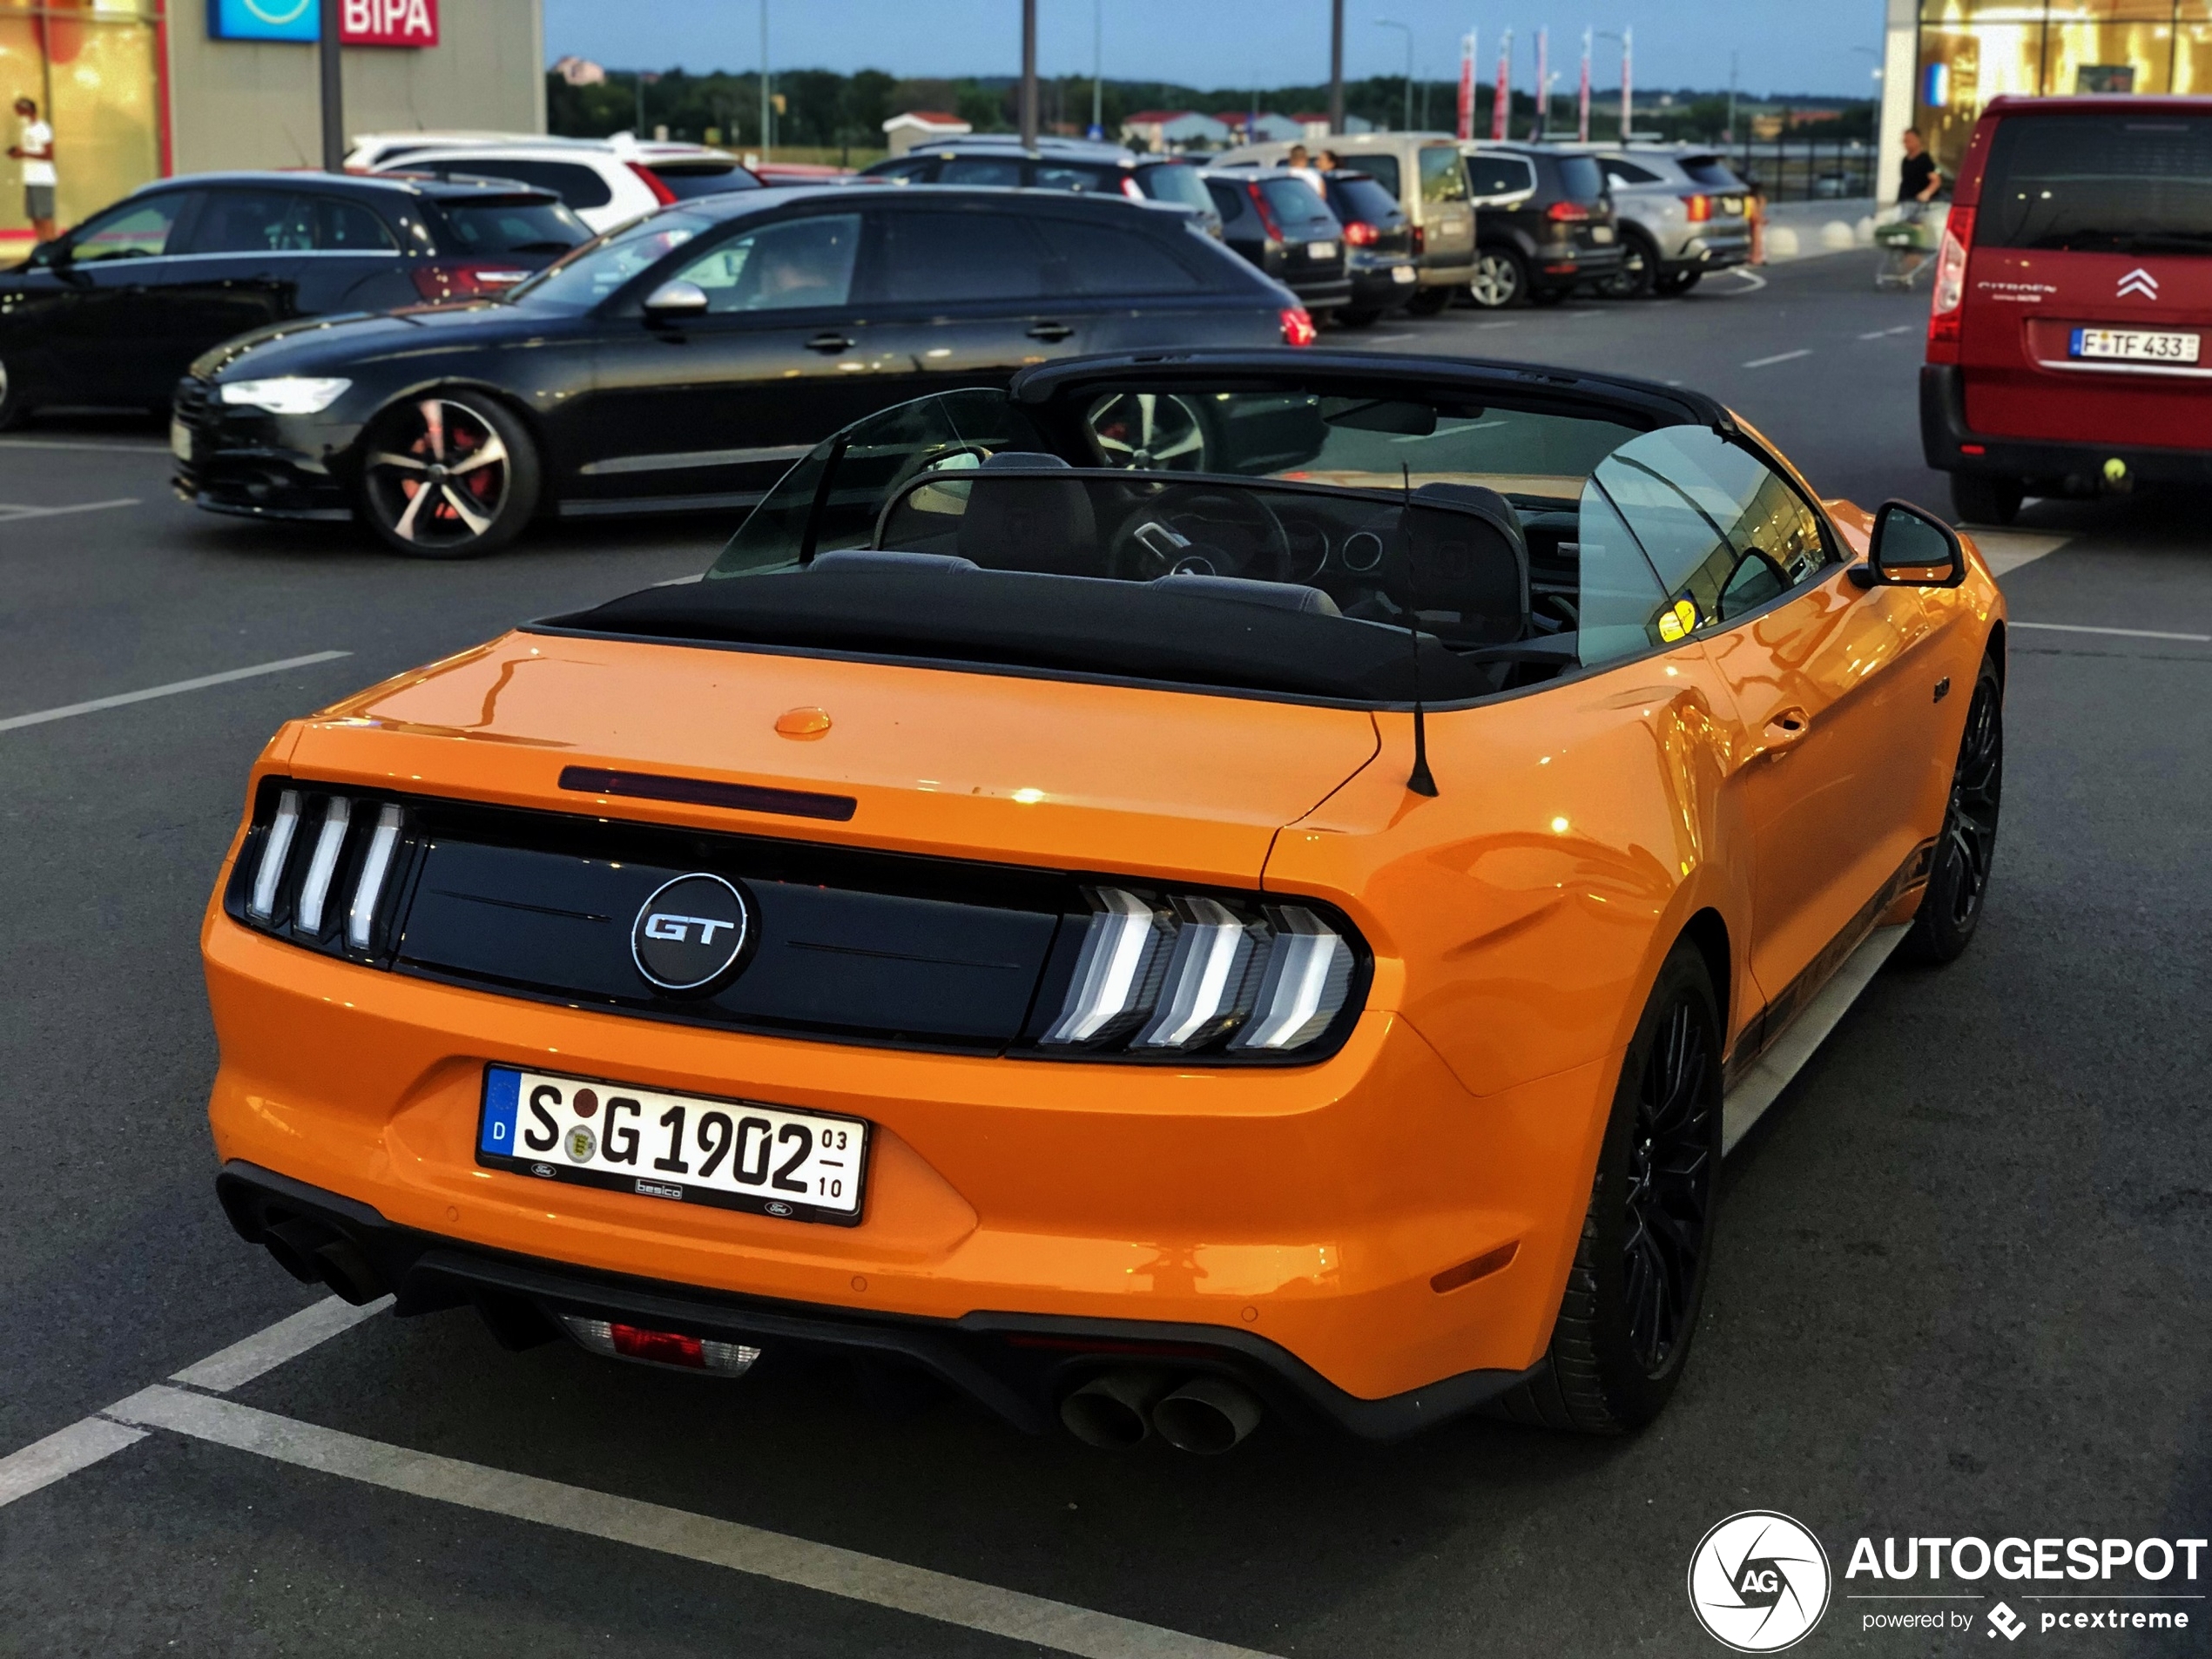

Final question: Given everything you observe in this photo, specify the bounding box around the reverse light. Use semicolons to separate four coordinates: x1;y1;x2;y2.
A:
1927;206;1976;364
218;377;352;415
1683;193;1712;223
626;160;679;206
1041;889;1360;1057
1342;219;1379;246
562;1316;761;1375
1281;306;1318;347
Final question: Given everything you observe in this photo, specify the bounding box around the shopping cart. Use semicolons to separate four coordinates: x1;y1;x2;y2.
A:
1876;206;1937;291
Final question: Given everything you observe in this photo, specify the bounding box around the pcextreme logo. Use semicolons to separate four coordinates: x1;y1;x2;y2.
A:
1688;1512;1833;1652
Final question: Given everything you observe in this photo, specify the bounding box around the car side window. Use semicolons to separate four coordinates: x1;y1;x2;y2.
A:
1030;218;1204;294
65;193;193;262
1465;155;1535;199
185;190;317;255
938;158;1024;187
1204;179;1249;225
1604;158;1662;185
440;158;614;211
873;209;1050;304
1419;145;1471;203
315;198;399;252
668;212;861;313
1034;164;1116;192
1577;426;1833;668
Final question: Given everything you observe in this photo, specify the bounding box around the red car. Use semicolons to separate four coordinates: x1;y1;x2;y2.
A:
1921;95;2212;524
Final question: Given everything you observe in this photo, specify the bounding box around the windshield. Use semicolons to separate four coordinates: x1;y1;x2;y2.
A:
437;199;591;254
1259;177;1332;226
1330;176;1401;224
504;210;719;309
1981;114;2212;254
1139;164;1212;212
651;164;764;200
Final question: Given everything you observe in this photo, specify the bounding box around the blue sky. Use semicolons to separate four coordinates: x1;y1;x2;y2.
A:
543;1;1890;98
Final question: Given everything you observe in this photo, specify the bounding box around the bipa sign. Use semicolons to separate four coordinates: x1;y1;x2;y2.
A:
341;0;438;47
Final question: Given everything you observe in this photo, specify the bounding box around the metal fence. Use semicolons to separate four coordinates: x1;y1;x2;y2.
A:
1719;136;1876;204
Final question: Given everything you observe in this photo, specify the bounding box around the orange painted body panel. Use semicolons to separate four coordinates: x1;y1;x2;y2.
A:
202;469;2006;1406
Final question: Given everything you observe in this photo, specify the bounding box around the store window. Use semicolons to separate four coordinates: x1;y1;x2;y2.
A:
1;0;164;240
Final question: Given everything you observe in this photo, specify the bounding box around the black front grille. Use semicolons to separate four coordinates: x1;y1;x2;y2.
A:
226;779;1369;1063
173;377;214;430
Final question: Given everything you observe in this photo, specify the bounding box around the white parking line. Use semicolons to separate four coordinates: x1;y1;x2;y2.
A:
1858;325;1919;340
169;1295;391;1393
104;1386;1278;1659
2012;620;2210;643
0;1417;148;1508
1364;333;1420;343
0;496;140;521
0;438;166;455
1724;267;1768;293
0;650;353;734
1743;348;1813;368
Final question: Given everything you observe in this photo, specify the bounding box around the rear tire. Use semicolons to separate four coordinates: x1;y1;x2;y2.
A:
357;390;540;559
1949;471;2023;527
1651;268;1702;297
1490;941;1723;1433
0;355;26;431
1403;286;1452;317
1333;307;1382;329
1467;248;1527;309
1901;653;2003;965
1603;230;1659;299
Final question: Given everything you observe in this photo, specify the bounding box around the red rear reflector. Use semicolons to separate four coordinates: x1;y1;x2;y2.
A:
1546;199;1589;222
626;160;678;206
1342;219;1378;246
610;1323;705;1366
1432;1241;1520;1294
1280;306;1317;347
1683;193;1711;223
1960;443;1986;455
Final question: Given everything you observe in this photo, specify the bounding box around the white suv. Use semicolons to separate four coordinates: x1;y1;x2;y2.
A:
359;134;761;234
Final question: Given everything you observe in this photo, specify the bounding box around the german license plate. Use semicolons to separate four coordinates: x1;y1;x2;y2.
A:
1722;195;1745;216
2071;327;2199;364
1307;239;1337;260
1590;226;1615;244
169;418;192;462
477;1064;869;1225
1391;263;1417;282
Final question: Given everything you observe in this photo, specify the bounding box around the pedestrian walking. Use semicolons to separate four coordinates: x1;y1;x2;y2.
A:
10;97;56;243
1898;126;1942;207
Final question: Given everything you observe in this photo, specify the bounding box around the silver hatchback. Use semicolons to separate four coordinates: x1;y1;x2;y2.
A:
1588;147;1752;297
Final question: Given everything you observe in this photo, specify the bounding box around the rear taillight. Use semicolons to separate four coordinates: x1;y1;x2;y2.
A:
1245;180;1283;239
1121;176;1144;200
1683;193;1712;223
1342;219;1379;246
1410;224;1426;255
410;262;531;302
1927;206;1976;364
239;783;412;959
626;160;678;206
1546;200;1590;222
1280;306;1318;347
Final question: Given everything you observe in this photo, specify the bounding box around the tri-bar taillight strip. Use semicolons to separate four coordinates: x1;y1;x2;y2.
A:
245;788;408;952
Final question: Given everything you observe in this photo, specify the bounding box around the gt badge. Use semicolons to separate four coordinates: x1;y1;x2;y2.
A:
564;1124;597;1163
631;873;751;993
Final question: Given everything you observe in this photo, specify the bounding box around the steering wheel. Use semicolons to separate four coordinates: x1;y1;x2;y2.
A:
1111;486;1293;583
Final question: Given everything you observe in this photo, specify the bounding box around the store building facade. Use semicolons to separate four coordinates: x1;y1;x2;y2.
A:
1879;0;2212;186
3;0;543;243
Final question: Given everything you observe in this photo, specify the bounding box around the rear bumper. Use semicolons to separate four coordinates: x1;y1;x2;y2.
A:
1282;273;1356;309
1346;261;1418;307
1665;230;1750;273
217;1160;1539;1439
1533;243;1625;291
1919;363;2212;485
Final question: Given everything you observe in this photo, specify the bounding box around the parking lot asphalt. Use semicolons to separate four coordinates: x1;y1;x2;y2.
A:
1;250;2206;1658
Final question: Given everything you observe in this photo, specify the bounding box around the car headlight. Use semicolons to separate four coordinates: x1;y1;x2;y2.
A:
218;377;352;416
1038;887;1360;1058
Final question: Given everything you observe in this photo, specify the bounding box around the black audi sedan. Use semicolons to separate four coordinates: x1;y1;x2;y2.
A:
172;185;1310;556
0;172;589;428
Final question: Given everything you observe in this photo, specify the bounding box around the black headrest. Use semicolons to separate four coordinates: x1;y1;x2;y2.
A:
1154;574;1342;616
1404;482;1531;647
955;463;1096;576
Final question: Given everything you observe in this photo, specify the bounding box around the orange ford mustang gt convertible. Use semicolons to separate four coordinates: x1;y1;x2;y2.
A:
204;352;2005;1452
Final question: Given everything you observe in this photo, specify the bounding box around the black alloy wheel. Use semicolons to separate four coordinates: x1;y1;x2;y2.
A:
1085;393;1211;471
1903;653;2003;964
1602;229;1658;299
1467;248;1527;309
1949;471;2024;527
1491;941;1722;1433
0;355;24;431
1403;285;1453;316
359;392;540;558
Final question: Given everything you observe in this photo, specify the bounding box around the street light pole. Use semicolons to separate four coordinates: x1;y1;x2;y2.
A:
1328;0;1345;135
318;0;344;171
1020;0;1039;148
1375;18;1413;133
759;0;772;162
1090;0;1103;138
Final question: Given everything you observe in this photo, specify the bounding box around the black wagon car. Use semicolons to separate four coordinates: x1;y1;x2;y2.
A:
1317;169;1417;327
1202;169;1353;317
1460;144;1625;308
0;172;589;428
172;185;1313;556
859;137;1222;236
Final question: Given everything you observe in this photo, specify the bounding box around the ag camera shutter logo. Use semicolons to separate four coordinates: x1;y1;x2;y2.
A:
1688;1511;1832;1652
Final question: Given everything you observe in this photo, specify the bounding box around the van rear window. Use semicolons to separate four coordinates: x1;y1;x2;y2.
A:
1981;114;2212;254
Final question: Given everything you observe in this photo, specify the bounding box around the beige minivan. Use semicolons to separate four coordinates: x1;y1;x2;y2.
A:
1215;132;1475;314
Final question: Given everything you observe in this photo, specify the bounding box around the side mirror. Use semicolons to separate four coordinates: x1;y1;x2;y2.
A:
1855;500;1966;588
27;238;64;269
641;279;710;320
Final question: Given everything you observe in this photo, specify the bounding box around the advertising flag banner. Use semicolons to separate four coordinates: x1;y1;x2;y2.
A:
1456;31;1475;142
1490;30;1511;140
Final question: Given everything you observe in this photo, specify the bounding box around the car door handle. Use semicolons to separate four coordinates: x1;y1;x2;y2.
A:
803;332;853;354
1026;321;1075;342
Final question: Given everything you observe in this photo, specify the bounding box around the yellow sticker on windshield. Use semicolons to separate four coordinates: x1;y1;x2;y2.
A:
1657;597;1699;642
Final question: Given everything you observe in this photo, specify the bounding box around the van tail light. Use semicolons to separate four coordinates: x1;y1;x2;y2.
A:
1683;193;1712;222
1410;224;1426;255
1546;200;1590;222
1121;176;1144;200
410;262;532;302
1343;219;1379;246
626;161;678;206
1245;181;1283;239
1281;306;1318;347
1926;206;1976;365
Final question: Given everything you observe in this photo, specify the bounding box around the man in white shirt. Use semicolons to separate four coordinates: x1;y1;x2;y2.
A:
10;97;56;242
